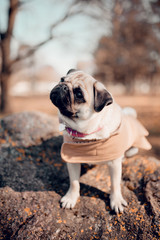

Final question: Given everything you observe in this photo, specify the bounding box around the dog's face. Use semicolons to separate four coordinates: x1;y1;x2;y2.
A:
50;69;113;121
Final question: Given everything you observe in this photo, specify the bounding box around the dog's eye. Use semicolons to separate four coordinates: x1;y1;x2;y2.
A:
73;88;83;98
60;77;65;82
73;88;85;103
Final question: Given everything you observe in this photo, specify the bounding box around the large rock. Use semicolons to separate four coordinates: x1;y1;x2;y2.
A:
0;112;160;239
0;111;59;147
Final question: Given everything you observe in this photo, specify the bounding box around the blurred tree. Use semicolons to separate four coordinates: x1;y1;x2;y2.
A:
0;0;108;113
94;0;160;93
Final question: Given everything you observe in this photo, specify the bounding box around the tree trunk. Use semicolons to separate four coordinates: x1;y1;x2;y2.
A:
0;0;19;113
0;72;10;113
0;38;12;113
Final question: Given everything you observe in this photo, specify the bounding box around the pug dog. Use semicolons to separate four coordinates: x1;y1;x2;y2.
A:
50;69;151;213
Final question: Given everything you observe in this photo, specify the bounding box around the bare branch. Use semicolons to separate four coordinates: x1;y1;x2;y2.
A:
11;2;83;66
10;0;108;68
49;3;82;34
10;34;53;66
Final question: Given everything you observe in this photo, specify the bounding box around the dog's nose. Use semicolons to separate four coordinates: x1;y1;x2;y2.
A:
61;84;68;92
50;84;68;97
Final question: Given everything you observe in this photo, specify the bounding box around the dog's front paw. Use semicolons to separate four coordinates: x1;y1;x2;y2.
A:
60;189;79;209
110;193;127;214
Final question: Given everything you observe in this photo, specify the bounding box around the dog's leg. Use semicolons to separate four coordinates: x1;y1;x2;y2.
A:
61;163;81;209
107;157;127;213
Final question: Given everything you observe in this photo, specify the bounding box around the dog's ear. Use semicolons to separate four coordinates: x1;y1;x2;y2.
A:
67;69;77;75
94;82;113;112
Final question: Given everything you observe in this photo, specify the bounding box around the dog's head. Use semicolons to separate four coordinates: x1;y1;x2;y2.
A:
50;69;113;120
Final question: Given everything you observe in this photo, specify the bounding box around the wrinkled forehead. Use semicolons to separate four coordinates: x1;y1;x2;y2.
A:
65;71;96;89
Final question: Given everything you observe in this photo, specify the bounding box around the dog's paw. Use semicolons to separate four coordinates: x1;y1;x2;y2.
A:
60;190;79;209
110;193;127;214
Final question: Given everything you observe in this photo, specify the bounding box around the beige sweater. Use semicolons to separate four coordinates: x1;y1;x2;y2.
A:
61;115;151;163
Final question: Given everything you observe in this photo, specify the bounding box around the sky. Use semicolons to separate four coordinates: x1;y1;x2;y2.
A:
0;0;112;75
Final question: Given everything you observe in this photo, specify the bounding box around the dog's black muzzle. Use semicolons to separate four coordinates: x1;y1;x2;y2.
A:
50;84;73;118
50;84;69;106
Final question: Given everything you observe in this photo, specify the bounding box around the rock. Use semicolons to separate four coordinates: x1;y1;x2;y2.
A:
0;112;160;239
0;111;59;147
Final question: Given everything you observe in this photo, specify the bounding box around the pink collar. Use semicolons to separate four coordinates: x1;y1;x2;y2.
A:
66;126;102;138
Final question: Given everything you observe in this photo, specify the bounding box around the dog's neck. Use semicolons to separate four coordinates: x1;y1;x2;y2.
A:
59;102;122;141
